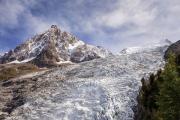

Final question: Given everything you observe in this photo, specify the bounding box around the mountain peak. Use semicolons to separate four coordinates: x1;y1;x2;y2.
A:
51;25;58;29
49;25;60;33
0;26;112;67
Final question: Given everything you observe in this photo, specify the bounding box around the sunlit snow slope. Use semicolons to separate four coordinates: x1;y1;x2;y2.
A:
6;45;167;120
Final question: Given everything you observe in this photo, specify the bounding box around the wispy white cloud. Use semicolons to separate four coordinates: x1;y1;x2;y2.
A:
95;0;156;28
76;0;180;52
1;0;180;53
0;0;24;27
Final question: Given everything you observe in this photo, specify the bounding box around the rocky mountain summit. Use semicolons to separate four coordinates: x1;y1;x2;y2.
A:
0;25;111;67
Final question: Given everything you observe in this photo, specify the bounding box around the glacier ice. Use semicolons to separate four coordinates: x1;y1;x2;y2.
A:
6;45;167;120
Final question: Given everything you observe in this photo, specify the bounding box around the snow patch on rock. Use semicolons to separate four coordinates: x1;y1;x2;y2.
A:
8;57;35;64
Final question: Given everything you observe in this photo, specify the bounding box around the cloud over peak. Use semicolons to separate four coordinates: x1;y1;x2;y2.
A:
0;0;180;53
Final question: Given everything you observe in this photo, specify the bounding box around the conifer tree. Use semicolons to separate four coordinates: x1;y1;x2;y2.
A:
157;53;180;120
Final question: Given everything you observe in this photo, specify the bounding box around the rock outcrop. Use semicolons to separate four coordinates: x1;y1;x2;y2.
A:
165;40;180;63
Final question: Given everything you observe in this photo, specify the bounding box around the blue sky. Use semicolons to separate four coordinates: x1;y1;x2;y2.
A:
0;0;180;53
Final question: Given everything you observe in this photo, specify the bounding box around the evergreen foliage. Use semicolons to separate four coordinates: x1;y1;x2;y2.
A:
138;53;180;120
157;54;180;120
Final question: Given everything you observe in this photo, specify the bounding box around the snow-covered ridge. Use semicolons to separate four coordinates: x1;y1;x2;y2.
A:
119;39;171;55
120;47;142;54
68;40;85;50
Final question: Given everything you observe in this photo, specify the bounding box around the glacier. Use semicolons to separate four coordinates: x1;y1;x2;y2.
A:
6;45;167;120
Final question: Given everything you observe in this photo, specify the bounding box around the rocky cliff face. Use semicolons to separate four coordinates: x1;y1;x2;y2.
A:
0;25;111;67
165;40;180;63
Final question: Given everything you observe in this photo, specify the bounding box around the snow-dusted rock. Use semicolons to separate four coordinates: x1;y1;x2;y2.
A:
0;25;111;67
70;45;112;63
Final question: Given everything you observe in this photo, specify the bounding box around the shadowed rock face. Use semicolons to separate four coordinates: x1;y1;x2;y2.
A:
70;45;101;63
0;25;111;67
70;51;100;63
165;40;180;63
31;47;60;67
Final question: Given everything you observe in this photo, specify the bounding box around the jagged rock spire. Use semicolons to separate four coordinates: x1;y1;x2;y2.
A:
51;25;57;28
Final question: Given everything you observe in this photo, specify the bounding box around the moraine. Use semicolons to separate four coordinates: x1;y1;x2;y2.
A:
5;45;167;120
